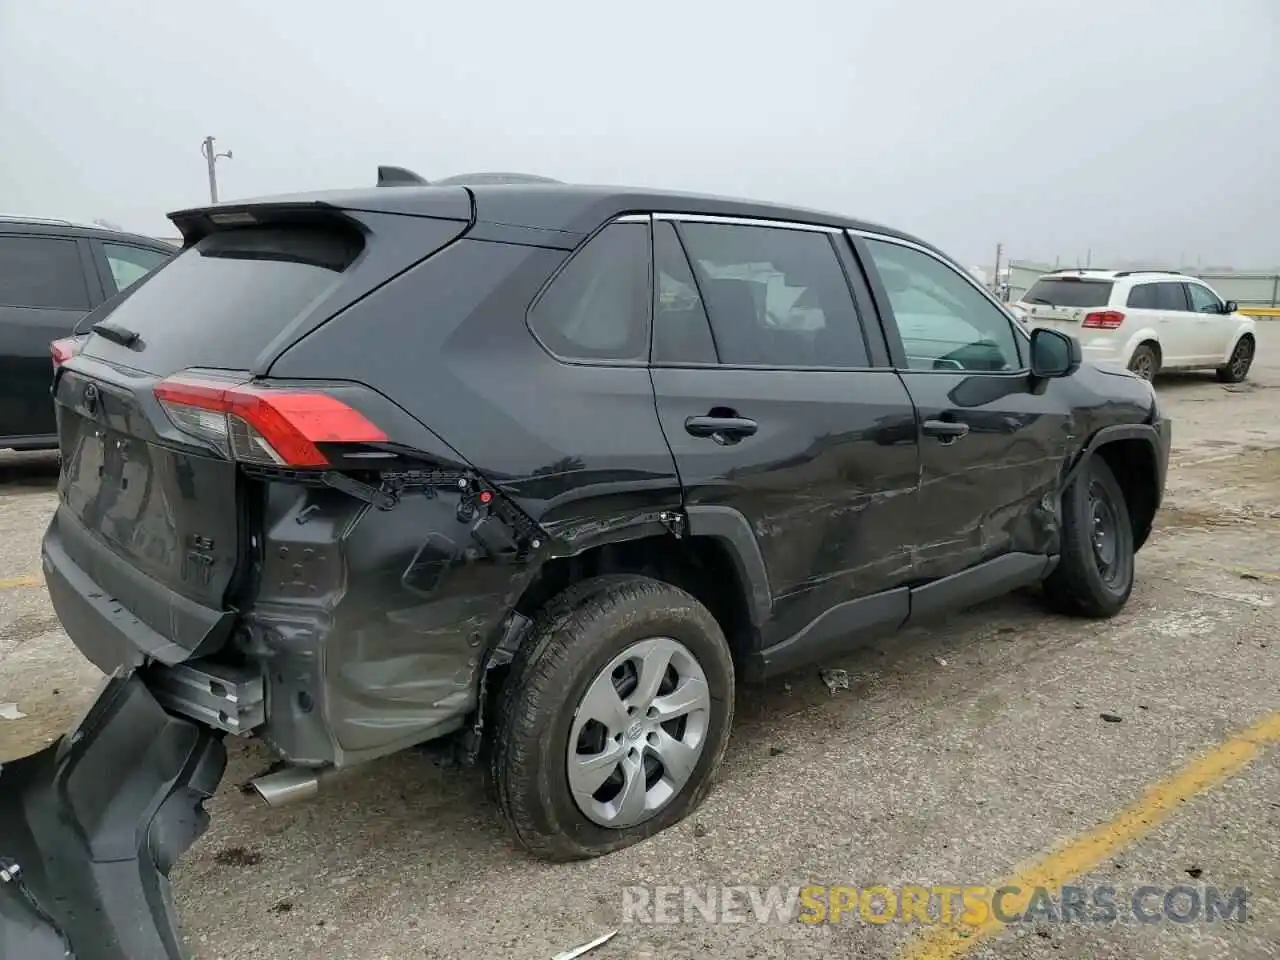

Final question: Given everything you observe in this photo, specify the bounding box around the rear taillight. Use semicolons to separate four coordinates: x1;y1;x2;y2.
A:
1082;310;1125;330
153;373;387;467
51;337;81;370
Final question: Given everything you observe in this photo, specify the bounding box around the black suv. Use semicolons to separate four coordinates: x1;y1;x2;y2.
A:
0;216;173;450
5;176;1169;959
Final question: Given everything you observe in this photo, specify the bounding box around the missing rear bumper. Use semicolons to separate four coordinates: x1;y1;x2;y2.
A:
0;671;226;960
146;659;265;736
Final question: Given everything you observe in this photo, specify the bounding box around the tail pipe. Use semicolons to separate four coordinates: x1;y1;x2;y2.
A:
249;765;340;807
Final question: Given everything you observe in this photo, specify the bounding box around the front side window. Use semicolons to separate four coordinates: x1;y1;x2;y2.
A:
0;235;89;310
528;222;650;362
864;238;1022;372
675;222;868;368
102;242;170;293
1185;283;1223;314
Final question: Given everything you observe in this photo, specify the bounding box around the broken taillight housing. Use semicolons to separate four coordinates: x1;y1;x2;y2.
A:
1082;310;1125;330
51;336;83;370
153;373;387;467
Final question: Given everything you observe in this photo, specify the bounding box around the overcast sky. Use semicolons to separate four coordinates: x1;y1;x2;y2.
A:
1;0;1276;268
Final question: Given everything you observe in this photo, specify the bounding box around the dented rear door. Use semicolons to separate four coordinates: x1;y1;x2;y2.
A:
648;216;921;650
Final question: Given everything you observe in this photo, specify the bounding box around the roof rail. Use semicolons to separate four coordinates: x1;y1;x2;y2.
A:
376;165;430;187
0;214;77;226
1114;269;1182;278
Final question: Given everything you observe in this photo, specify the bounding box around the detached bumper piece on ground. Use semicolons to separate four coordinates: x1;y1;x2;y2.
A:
0;672;225;960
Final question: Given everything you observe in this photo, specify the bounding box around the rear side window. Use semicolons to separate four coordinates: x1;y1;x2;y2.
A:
676;222;868;368
0;235;90;310
1154;282;1188;311
1023;277;1114;308
101;242;170;293
652;221;717;364
528;222;650;362
82;225;362;373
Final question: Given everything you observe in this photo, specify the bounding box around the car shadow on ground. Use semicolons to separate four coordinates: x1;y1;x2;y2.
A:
0;451;59;492
198;588;1054;879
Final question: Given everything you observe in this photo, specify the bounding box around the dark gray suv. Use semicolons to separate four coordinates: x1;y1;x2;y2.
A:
0;216;173;450
3;174;1170;960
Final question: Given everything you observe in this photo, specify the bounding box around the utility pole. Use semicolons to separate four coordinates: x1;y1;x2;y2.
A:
200;136;233;203
992;242;1003;295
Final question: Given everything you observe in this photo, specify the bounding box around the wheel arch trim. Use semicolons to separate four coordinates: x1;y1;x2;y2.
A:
1122;332;1161;368
1061;423;1161;491
1221;327;1256;366
683;505;773;627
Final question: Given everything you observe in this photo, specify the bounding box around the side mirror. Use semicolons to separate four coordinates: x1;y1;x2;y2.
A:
1224;300;1239;314
1029;327;1082;379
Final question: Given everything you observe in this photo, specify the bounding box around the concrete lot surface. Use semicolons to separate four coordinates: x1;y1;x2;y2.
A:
1;330;1277;959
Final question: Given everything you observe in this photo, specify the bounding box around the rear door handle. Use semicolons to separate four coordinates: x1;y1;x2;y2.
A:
922;419;970;443
685;416;758;442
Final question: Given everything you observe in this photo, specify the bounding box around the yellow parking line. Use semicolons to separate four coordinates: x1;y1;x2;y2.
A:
0;574;41;590
900;710;1280;960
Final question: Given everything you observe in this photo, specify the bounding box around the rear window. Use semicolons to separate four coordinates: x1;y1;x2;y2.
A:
1022;277;1114;308
82;225;363;373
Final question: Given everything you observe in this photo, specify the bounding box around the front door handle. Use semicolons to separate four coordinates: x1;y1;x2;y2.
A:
922;419;970;443
685;416;758;443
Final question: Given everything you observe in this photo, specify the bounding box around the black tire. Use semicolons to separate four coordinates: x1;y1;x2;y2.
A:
1127;343;1159;381
1216;335;1254;383
1043;455;1135;617
489;574;735;861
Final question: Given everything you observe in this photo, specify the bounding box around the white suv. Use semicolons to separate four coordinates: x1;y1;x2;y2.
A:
1015;269;1256;382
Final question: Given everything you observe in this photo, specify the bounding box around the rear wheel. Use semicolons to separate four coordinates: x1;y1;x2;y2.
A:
490;575;734;861
1216;335;1254;383
1127;343;1159;381
1043;455;1135;617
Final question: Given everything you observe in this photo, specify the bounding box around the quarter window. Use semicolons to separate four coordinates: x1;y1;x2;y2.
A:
1185;283;1222;314
528;222;651;362
102;242;170;293
675;222;868;368
864;239;1022;372
0;235;90;310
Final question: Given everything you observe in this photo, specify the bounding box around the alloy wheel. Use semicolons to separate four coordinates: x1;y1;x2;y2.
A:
567;637;711;829
1230;339;1254;379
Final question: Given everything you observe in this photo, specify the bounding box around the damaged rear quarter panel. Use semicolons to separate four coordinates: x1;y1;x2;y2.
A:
246;476;543;768
256;236;685;764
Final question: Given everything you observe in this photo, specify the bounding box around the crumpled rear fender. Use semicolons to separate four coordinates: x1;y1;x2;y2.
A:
0;671;226;960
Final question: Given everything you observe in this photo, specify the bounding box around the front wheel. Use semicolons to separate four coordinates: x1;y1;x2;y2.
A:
489;575;735;861
1216;335;1254;383
1043;455;1135;617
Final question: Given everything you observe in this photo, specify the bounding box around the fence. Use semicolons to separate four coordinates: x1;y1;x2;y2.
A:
1005;261;1280;315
